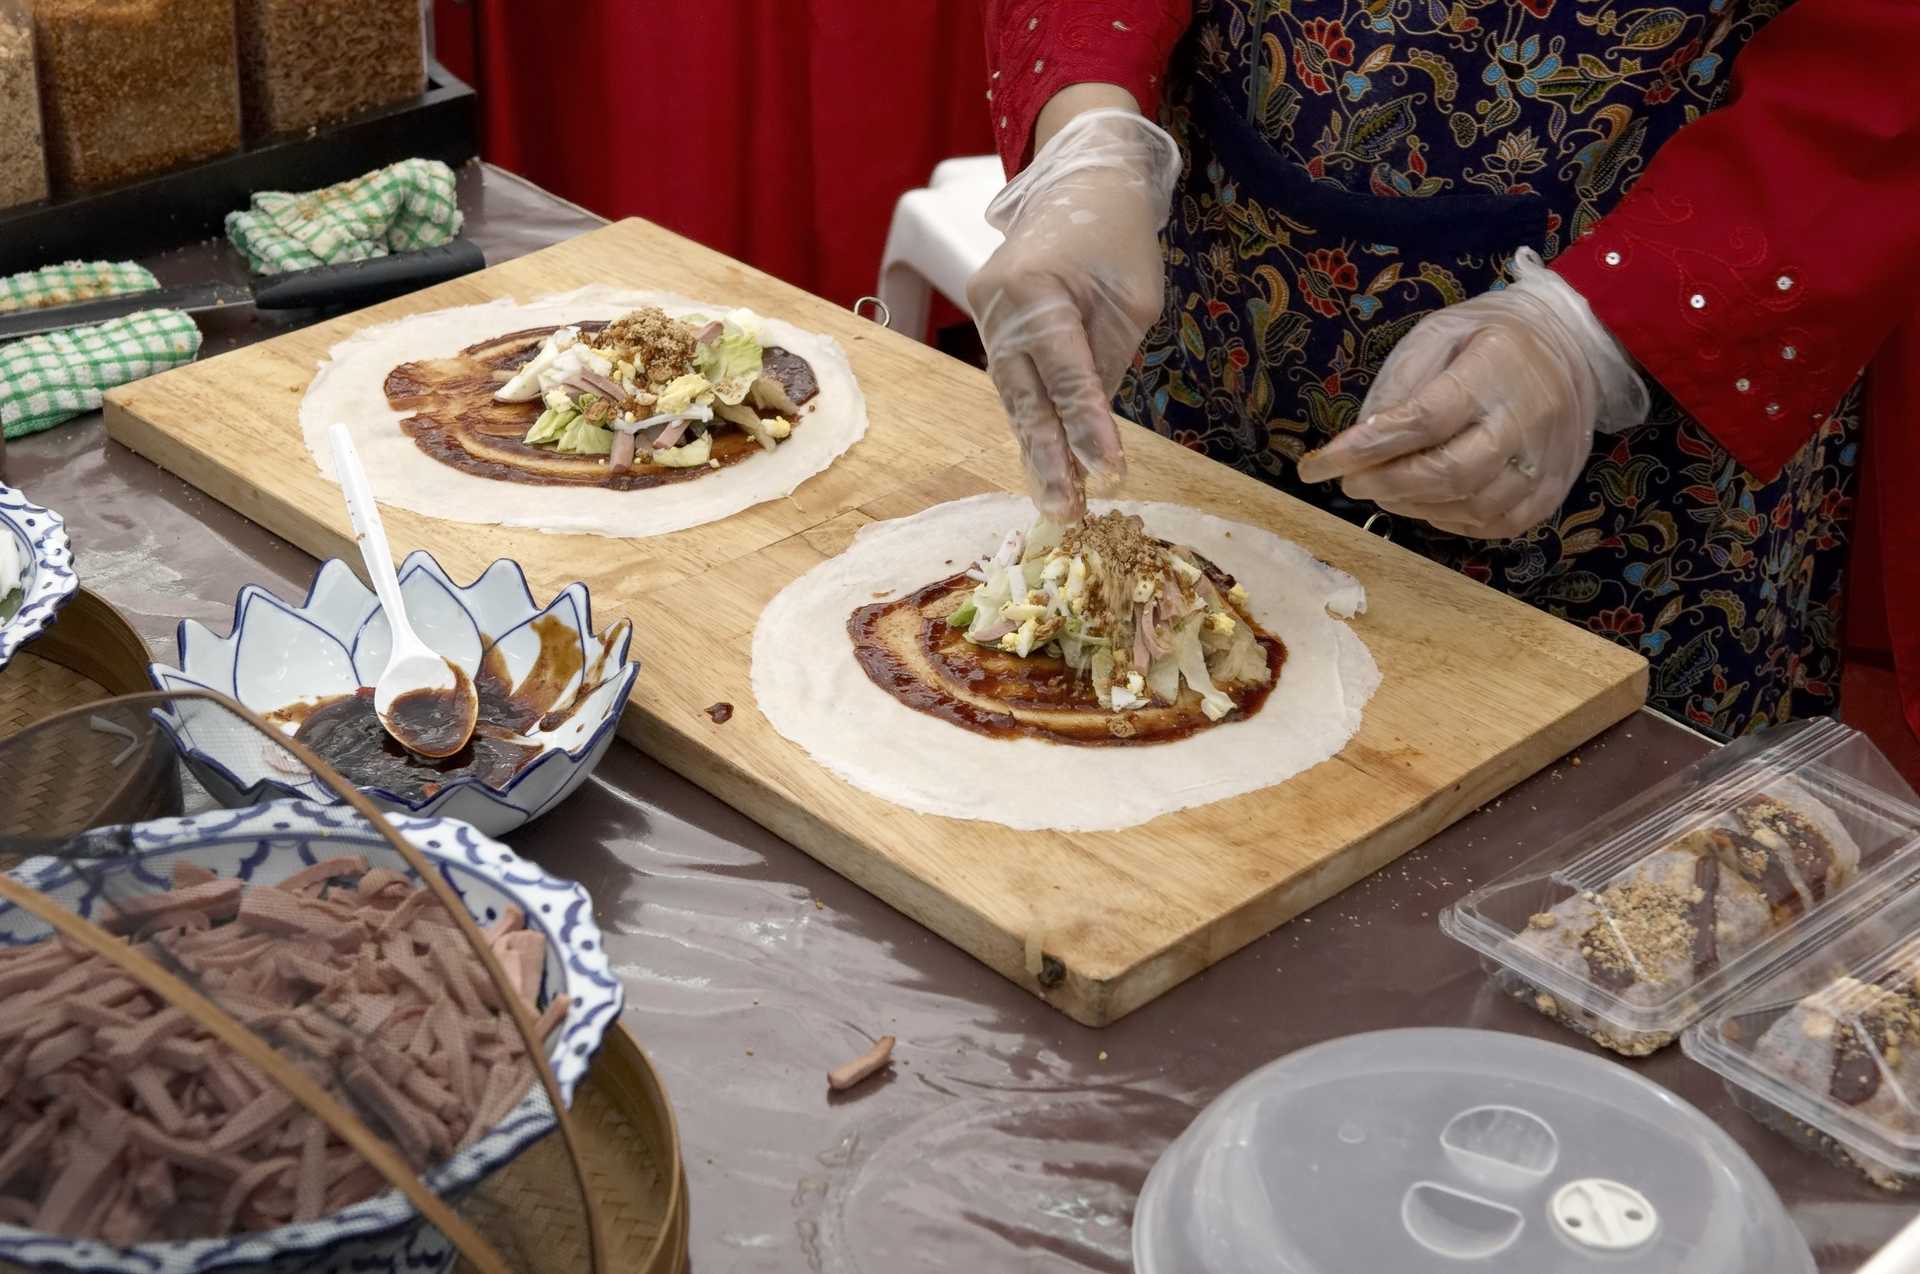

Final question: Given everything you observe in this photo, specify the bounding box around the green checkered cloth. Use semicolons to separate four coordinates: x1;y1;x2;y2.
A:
0;260;158;314
225;158;464;275
2;310;203;440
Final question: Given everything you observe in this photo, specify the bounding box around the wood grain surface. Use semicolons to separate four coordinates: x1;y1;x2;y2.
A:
104;217;1647;1025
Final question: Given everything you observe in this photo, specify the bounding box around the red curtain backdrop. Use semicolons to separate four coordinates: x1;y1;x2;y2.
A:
433;2;994;309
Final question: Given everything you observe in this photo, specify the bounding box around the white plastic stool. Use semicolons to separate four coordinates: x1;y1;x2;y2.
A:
877;155;1006;342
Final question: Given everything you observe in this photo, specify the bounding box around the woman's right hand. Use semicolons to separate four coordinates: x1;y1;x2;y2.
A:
968;106;1182;522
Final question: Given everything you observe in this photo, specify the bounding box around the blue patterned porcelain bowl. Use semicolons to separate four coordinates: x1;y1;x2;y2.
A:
0;800;622;1274
149;553;639;837
0;484;77;672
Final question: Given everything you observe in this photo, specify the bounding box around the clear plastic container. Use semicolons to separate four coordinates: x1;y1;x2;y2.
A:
1685;850;1920;1191
1441;719;1920;1056
1133;1028;1812;1274
235;0;426;141
32;0;244;193
0;0;47;209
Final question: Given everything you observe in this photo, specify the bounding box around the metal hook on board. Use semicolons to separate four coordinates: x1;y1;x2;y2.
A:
852;296;892;329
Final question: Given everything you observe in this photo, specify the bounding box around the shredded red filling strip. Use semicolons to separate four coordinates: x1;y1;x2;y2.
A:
0;862;570;1241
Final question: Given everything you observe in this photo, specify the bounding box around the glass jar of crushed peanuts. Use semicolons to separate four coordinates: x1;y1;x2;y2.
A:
31;0;245;193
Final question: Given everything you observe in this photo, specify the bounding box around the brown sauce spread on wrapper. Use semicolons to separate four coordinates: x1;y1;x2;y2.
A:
848;571;1284;747
383;321;820;490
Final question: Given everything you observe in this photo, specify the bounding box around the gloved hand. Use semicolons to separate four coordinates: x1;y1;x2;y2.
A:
968;108;1183;521
1297;249;1649;540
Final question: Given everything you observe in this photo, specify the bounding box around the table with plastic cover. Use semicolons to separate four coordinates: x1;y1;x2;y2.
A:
4;160;1908;1273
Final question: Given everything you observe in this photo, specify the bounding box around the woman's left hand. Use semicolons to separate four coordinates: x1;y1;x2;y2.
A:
1297;250;1649;540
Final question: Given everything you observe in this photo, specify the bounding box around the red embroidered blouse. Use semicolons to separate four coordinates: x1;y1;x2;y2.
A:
984;0;1920;745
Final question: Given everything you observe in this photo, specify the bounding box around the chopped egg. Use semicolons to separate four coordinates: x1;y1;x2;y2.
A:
497;326;615;403
1207;612;1236;635
1041;556;1069;584
1012;617;1039;657
1132;577;1157;604
1228;582;1249;608
766;416;793;440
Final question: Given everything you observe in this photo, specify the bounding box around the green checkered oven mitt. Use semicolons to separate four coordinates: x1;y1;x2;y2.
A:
2;310;203;440
0;260;158;314
225;158;464;275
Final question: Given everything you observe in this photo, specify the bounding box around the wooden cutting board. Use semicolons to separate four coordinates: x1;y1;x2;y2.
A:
104;217;1647;1026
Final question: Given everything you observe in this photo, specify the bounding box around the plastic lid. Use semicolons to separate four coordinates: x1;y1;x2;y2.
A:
1441;719;1920;1054
1685;851;1920;1190
1133;1028;1811;1274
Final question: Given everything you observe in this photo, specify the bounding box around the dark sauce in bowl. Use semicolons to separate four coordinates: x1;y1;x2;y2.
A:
275;613;620;800
294;688;539;800
384;665;477;757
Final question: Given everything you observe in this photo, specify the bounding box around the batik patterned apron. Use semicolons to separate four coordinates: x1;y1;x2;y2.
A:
1116;0;1859;737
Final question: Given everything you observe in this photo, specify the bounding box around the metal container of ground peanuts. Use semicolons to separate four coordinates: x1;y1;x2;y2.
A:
1442;719;1920;1057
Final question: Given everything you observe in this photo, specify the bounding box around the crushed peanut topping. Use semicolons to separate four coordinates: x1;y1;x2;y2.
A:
1579;874;1698;988
592;307;696;386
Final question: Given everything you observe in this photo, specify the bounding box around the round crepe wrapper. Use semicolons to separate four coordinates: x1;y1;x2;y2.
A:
752;494;1381;832
300;285;868;539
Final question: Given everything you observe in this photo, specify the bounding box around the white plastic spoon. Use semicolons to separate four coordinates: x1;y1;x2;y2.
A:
328;423;478;759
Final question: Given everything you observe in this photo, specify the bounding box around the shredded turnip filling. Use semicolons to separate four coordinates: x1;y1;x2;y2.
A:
0;858;569;1242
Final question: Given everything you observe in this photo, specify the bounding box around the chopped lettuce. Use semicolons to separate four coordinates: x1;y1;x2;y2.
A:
695;321;764;405
723;307;763;341
948;514;1268;718
555;415;614;456
655;372;713;415
524;406;576;446
653;432;714;468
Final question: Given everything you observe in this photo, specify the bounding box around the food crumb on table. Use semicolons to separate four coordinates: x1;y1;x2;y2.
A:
827;1035;896;1092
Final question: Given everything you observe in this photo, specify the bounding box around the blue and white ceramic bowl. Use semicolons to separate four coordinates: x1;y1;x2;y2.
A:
0;484;77;672
149;553;639;837
0;800;623;1274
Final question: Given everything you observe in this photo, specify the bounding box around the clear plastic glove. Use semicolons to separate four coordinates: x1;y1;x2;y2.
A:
1297;249;1649;540
968;108;1182;521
